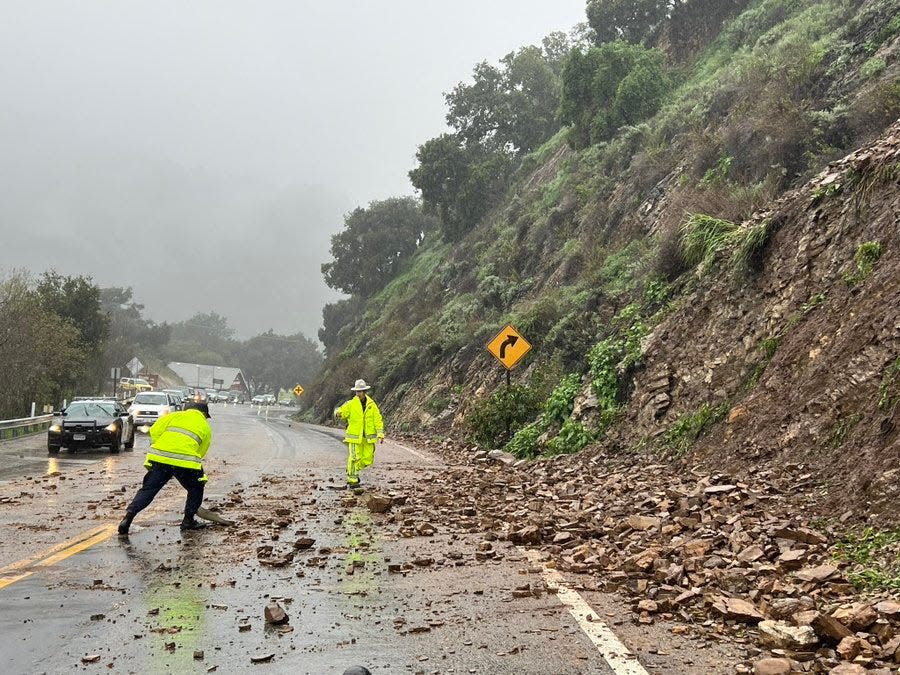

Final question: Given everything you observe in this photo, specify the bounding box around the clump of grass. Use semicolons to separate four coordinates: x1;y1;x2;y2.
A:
843;240;883;285
663;401;730;455
878;357;900;411
833;527;900;592
731;219;778;277
679;213;738;269
826;412;862;449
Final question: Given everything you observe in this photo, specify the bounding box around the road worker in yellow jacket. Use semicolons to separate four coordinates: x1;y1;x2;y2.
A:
118;401;212;535
335;379;384;487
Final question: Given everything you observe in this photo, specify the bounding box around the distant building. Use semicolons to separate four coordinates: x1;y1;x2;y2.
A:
167;362;248;393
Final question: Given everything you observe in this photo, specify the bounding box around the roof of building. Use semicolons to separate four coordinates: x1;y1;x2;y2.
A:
166;362;247;391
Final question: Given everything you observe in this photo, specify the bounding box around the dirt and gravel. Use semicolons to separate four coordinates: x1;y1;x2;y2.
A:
395;434;900;674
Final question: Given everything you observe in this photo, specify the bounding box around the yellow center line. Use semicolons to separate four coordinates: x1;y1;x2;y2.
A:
0;524;111;577
0;496;178;591
0;571;33;591
35;525;118;568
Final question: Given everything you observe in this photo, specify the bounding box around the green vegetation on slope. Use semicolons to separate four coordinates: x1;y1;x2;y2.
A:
309;0;900;457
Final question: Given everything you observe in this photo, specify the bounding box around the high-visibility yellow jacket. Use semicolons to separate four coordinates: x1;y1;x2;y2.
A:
337;396;384;445
145;409;211;473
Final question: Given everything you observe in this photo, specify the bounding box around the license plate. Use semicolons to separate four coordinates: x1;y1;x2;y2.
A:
73;433;86;441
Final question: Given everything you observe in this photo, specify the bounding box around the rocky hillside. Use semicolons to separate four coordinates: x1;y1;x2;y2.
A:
306;0;900;526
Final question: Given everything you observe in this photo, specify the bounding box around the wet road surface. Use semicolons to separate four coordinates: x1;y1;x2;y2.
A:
0;405;736;673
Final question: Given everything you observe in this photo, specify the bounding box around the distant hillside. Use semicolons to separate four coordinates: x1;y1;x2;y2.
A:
306;0;899;519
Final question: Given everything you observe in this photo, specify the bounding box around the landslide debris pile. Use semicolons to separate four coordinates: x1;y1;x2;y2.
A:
400;434;900;673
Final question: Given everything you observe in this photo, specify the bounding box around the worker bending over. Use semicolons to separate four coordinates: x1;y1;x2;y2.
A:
118;401;212;534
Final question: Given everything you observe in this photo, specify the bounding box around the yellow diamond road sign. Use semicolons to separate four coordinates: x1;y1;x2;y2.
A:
293;385;304;396
486;324;532;370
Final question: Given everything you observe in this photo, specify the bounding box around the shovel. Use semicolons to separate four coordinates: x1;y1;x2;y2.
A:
196;506;235;526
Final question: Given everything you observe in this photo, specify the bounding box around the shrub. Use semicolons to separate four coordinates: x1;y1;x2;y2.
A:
547;419;593;455
503;372;582;459
543;373;582;426
465;384;543;448
587;304;647;412
860;57;886;80
505;421;543;459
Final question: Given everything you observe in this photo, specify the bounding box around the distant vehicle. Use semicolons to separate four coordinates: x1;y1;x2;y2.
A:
278;399;294;407
162;389;186;410
251;395;265;405
263;394;276;405
191;389;208;404
130;391;174;426
120;377;152;394
48;399;135;454
208;391;228;403
228;391;246;404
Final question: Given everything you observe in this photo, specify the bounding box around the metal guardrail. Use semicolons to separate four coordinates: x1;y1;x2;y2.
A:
0;414;54;441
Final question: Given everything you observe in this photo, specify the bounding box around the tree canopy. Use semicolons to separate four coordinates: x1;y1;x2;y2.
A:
559;41;671;147
586;0;671;45
235;331;322;394
445;38;569;155
409;32;575;242
321;197;438;297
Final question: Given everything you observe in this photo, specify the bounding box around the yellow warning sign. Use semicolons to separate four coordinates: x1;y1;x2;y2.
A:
293;385;304;396
486;324;532;370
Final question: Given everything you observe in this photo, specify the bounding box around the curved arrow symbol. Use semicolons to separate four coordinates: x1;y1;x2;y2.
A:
499;334;519;359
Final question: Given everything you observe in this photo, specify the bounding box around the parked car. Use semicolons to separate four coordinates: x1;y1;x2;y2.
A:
120;377;152;394
130;391;174;426
163;389;186;410
48;399;135;454
207;390;226;403
251;395;265;405
228;391;246;404
263;394;276;405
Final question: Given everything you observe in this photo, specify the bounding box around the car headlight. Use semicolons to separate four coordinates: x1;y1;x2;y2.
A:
105;422;118;432
49;424;62;433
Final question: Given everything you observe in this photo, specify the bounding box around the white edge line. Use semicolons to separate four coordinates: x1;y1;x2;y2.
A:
523;549;650;675
388;441;434;462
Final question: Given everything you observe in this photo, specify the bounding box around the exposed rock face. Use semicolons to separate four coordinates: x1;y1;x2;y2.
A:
609;125;900;523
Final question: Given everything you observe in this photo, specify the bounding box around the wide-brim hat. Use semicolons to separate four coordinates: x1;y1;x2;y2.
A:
350;379;371;391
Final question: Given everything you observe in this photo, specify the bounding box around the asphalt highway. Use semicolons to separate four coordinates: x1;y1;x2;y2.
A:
0;405;738;674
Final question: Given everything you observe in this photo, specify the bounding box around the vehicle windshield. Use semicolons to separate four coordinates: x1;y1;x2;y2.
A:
66;402;117;418
133;393;168;405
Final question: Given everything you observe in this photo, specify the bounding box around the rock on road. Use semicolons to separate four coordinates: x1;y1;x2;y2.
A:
0;405;739;674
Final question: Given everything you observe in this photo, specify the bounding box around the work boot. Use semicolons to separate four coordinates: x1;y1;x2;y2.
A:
180;517;207;531
118;512;134;535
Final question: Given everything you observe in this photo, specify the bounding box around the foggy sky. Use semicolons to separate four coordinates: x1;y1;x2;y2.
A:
0;1;585;339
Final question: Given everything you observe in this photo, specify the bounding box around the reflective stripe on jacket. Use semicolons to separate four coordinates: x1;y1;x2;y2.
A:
338;396;384;445
144;408;211;471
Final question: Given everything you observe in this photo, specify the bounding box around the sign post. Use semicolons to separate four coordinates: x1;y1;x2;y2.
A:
110;367;121;398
